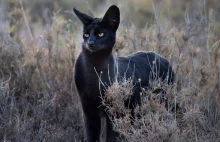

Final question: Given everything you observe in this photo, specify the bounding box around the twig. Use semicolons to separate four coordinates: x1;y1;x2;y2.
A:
19;0;33;40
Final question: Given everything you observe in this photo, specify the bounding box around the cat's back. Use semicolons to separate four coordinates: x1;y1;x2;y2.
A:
115;51;156;82
116;51;160;69
125;51;162;61
116;51;174;84
117;51;171;68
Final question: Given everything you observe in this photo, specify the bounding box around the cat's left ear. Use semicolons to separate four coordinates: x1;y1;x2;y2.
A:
102;5;120;32
73;8;93;25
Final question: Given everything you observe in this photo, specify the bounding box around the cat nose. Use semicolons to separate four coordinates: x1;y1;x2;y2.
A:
87;40;94;47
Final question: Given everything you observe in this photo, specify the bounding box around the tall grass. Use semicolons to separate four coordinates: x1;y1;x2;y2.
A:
0;0;219;142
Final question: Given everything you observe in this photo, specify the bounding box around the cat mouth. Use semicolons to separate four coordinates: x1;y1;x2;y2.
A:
84;44;99;52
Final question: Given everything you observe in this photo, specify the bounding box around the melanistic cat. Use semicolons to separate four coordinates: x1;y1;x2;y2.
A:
73;5;174;142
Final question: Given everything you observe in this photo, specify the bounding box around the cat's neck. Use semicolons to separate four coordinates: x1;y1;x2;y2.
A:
81;48;115;72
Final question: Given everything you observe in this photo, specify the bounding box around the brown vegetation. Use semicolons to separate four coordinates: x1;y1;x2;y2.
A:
0;0;219;141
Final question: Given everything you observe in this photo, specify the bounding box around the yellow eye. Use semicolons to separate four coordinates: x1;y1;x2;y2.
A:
84;33;89;37
98;33;104;37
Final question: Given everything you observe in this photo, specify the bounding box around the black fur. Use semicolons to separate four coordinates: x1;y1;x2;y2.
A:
73;5;174;142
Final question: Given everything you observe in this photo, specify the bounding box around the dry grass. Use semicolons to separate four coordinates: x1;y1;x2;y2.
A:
103;8;220;141
0;0;220;142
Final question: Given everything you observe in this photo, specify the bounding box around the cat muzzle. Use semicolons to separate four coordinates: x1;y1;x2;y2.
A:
85;44;98;52
87;40;95;47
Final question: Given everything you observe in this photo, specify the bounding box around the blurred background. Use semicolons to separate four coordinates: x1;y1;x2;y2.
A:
0;0;219;142
1;0;220;26
0;0;220;51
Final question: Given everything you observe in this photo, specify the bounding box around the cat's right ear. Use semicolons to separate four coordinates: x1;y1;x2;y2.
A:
73;8;93;25
102;5;120;32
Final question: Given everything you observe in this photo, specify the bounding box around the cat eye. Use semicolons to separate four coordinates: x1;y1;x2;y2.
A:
98;33;104;37
84;33;89;38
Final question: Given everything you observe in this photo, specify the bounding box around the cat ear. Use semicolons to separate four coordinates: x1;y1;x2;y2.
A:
73;8;93;25
102;5;120;32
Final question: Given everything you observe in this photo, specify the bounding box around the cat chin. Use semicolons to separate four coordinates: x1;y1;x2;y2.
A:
84;46;100;53
83;44;107;53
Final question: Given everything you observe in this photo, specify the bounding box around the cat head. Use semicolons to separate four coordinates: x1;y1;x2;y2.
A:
73;5;120;53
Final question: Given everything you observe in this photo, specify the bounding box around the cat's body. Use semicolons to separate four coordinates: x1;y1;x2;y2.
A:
73;5;174;142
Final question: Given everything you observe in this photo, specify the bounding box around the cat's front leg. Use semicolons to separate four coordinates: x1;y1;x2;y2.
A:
84;111;101;142
81;97;101;142
106;115;123;142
